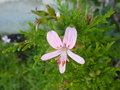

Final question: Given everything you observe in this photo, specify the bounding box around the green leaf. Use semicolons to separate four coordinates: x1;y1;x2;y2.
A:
88;8;115;28
46;5;56;16
31;10;48;16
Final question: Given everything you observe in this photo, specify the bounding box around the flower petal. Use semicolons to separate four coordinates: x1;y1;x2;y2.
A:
47;31;63;49
63;27;77;49
67;50;85;64
59;51;67;73
41;49;61;60
59;61;66;74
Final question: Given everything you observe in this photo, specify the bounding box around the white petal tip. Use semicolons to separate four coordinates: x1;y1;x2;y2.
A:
60;72;64;74
41;55;48;60
59;70;65;74
80;59;85;64
59;66;65;73
41;57;45;60
78;58;85;64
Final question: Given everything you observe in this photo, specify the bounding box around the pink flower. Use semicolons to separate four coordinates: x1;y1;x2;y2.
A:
41;27;85;73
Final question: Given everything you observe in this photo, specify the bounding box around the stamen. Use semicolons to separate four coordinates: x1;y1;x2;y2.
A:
62;61;66;66
57;60;61;65
55;57;60;60
66;58;70;62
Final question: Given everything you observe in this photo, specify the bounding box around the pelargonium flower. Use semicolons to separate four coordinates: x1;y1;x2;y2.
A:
41;27;85;73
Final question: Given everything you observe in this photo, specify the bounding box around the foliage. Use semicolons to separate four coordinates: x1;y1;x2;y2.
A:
1;0;120;90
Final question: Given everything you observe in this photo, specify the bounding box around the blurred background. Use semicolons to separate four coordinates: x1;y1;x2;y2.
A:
0;0;55;33
0;0;120;90
0;0;120;33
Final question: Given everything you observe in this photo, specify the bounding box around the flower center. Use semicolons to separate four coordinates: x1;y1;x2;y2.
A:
55;47;70;66
61;47;68;53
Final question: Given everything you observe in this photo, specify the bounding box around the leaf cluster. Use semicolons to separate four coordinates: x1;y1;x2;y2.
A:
1;0;120;90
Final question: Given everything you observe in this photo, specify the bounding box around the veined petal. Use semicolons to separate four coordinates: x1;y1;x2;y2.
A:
59;51;67;73
41;49;61;60
59;61;66;73
67;50;85;64
47;31;63;49
63;27;77;49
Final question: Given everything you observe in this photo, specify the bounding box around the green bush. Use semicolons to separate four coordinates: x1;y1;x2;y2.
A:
1;0;120;90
